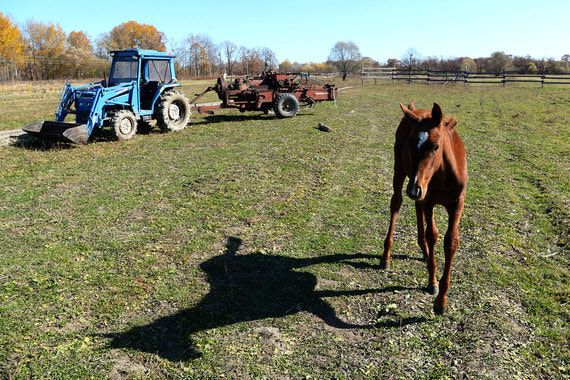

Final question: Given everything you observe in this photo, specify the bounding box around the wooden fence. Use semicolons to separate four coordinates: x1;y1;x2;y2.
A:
361;67;570;87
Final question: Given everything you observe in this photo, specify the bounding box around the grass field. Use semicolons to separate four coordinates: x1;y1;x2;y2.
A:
0;80;568;379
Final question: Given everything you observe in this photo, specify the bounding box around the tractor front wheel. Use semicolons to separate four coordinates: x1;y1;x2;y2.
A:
111;110;138;141
156;90;191;132
273;93;300;118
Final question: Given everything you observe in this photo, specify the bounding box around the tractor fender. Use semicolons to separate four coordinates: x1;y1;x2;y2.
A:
149;83;182;112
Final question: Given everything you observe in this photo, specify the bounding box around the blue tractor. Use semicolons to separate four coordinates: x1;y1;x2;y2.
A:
23;49;191;144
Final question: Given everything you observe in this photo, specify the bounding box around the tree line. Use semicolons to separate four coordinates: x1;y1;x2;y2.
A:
0;14;280;81
1;12;568;82
383;48;570;75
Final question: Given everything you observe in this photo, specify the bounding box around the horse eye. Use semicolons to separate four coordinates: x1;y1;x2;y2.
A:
433;144;439;151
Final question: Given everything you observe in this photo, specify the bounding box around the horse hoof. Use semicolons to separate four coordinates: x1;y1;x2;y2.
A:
380;260;390;270
433;302;447;315
426;284;439;296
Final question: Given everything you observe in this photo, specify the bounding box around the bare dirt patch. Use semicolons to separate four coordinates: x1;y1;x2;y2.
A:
0;128;26;147
108;355;149;380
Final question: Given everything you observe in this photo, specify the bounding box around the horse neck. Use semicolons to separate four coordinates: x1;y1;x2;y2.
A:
440;129;462;179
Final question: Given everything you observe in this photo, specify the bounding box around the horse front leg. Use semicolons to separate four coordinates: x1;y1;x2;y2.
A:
434;198;464;315
381;168;405;269
424;205;439;295
415;202;429;263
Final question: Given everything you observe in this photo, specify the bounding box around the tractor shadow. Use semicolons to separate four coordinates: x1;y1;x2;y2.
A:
191;112;313;126
12;134;78;151
12;123;163;150
12;129;121;150
103;237;426;362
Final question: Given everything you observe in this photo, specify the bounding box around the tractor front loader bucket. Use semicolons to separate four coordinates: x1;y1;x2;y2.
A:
22;121;90;145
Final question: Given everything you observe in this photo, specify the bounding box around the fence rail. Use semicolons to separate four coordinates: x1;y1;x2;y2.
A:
361;68;570;87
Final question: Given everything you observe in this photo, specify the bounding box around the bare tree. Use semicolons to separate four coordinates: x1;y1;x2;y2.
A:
400;48;421;70
238;46;250;75
179;34;219;77
221;40;237;75
237;46;264;75
328;41;362;80
260;47;278;70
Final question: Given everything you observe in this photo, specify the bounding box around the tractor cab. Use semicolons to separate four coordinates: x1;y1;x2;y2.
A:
109;49;177;111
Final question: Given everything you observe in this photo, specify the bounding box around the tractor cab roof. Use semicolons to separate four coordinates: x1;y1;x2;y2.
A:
111;49;175;60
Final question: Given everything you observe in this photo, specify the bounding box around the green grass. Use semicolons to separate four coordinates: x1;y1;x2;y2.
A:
0;81;568;379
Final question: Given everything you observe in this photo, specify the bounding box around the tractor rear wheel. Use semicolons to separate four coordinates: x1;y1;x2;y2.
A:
111;110;137;141
156;90;191;132
273;93;300;118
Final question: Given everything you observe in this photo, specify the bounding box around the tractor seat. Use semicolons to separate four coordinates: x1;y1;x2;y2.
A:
141;81;160;110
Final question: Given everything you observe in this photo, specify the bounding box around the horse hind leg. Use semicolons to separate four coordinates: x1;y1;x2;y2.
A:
381;168;405;269
433;199;464;315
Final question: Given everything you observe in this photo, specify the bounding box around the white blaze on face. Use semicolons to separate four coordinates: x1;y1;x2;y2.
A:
417;131;429;149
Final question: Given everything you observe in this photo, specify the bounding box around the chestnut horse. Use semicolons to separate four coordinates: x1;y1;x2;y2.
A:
381;101;467;314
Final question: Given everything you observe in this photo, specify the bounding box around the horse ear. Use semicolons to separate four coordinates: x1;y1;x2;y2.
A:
408;100;416;110
431;103;443;123
400;103;420;122
445;116;457;130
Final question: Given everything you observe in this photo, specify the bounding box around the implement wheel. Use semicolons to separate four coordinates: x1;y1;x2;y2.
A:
112;110;137;141
273;93;300;118
156;90;191;132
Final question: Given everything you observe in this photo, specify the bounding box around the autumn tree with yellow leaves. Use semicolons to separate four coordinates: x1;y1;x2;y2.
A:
96;21;166;58
0;12;25;79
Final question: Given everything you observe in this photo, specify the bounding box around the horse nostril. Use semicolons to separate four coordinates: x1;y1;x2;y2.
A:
406;183;422;200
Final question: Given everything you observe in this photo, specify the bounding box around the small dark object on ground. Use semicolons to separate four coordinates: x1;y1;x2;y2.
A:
316;122;332;132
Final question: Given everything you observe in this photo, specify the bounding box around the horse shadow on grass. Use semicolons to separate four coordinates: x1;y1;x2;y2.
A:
104;237;426;361
342;254;425;270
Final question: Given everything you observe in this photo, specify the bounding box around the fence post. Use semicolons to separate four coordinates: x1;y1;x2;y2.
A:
502;69;506;87
541;74;545;88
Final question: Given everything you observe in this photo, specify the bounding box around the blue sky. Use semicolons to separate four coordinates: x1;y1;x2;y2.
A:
1;0;568;63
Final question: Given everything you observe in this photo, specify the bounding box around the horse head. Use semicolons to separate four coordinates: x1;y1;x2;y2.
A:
399;102;457;201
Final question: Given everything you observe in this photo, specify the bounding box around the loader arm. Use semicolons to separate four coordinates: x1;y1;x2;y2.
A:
77;82;137;137
55;82;75;122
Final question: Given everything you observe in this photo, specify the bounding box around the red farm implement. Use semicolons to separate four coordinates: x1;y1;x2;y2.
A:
190;71;337;118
